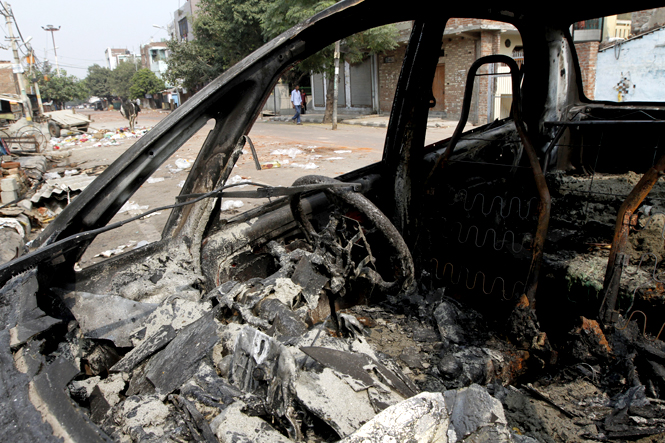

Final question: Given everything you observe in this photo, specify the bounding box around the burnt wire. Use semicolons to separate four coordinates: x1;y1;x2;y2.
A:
579;110;661;122
583;132;603;221
624;253;662;278
557;189;665;200
442;159;532;169
634;212;665;239
610;252;665;342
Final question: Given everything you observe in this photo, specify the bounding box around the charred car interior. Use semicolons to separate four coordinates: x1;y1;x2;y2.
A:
5;1;665;442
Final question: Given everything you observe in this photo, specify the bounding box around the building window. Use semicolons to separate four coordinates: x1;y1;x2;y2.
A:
179;18;188;41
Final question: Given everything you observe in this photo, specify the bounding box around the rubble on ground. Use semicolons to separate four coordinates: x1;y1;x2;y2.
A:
0;124;154;264
4;117;665;442
49;127;150;151
7;163;665;442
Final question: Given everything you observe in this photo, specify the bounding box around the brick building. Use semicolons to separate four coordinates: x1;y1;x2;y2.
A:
574;41;599;100
311;19;521;125
172;0;202;42
378;19;521;124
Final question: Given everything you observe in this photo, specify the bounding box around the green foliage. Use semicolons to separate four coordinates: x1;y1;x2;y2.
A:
262;0;336;76
129;69;166;100
36;63;88;109
84;64;113;99
261;0;397;122
165;0;267;91
110;59;140;99
162;0;398;95
164;38;224;92
262;0;398;76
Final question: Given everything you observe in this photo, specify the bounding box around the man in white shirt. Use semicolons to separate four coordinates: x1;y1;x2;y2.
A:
291;85;302;125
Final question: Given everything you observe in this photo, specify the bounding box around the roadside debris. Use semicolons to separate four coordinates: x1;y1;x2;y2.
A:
0;123;155;265
50;127;149;151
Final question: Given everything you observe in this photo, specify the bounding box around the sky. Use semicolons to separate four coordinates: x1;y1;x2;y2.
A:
0;0;183;79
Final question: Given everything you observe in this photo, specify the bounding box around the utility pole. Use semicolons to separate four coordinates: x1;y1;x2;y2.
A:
332;40;340;130
42;24;60;76
27;46;44;115
4;2;32;121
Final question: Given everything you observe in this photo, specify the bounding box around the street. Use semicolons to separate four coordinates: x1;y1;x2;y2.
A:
75;109;460;267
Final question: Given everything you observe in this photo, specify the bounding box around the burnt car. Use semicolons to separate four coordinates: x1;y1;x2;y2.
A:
5;1;665;442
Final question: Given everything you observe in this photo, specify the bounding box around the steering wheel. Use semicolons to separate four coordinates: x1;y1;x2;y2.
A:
289;175;414;294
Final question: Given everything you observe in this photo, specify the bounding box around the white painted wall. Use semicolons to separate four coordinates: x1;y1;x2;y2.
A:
596;28;665;102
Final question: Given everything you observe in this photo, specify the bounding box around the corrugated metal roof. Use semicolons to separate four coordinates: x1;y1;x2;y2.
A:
0;93;21;102
31;173;96;203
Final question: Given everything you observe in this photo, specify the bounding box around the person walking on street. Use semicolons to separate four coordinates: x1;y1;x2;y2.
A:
301;89;307;115
291;85;302;125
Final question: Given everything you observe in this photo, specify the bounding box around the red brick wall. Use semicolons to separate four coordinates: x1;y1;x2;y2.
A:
441;37;476;118
574;41;598;100
0;63;17;96
376;19;509;118
475;31;501;123
378;45;407;113
441;30;500;123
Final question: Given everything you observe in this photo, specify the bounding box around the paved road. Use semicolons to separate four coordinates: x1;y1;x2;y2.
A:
71;112;460;267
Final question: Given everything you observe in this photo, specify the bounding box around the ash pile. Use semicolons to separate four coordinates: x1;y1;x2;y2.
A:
5;202;665;443
7;138;665;442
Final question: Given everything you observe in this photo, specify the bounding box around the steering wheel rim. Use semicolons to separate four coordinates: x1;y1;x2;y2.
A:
289;175;415;294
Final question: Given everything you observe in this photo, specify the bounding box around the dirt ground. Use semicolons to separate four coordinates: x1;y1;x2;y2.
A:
63;109;458;268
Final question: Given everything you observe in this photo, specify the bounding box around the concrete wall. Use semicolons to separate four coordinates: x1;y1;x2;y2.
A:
595;29;665;102
262;83;293;114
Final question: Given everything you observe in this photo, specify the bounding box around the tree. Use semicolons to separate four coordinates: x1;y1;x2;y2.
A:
162;0;398;118
129;69;166;100
37;63;88;110
110;59;140;99
84;64;113;101
165;0;267;92
262;1;398;123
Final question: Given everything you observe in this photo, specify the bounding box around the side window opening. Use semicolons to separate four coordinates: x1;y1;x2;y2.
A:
421;19;523;147
79;121;215;269
574;7;665;102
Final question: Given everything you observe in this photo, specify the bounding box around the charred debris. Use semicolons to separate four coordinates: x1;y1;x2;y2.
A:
5;11;665;443
5;104;665;443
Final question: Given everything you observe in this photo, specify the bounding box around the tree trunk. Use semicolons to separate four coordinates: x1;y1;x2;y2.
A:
322;74;334;124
